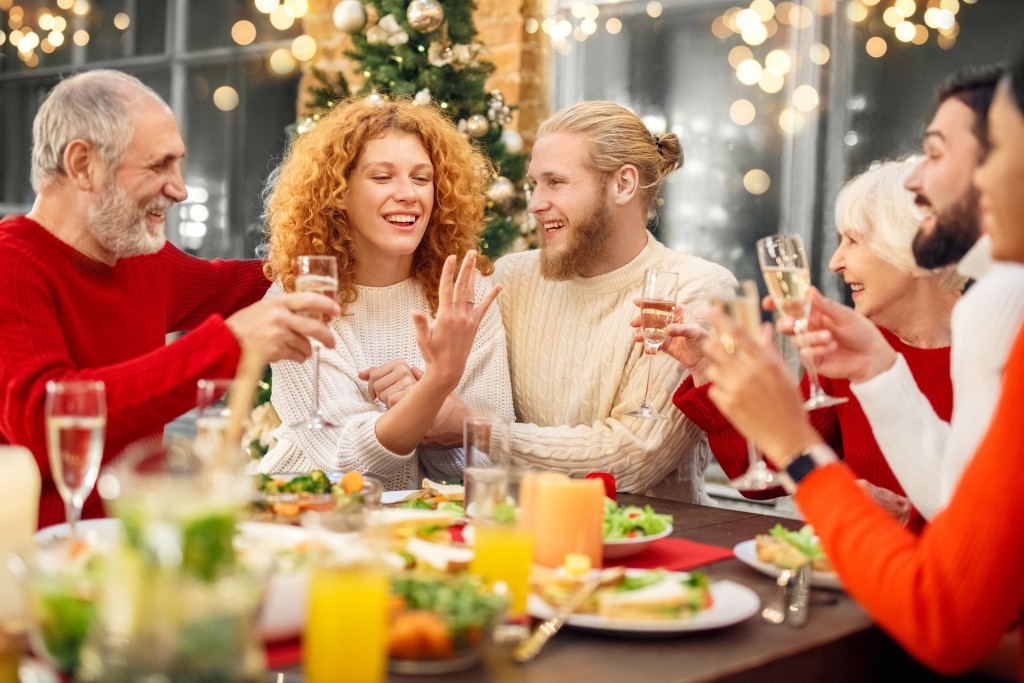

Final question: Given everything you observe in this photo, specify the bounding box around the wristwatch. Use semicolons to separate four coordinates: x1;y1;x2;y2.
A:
779;444;837;493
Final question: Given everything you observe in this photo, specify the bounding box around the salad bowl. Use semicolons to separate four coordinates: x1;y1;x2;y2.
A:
602;524;673;560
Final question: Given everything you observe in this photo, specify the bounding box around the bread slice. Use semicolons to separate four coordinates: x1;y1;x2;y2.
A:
597;576;688;620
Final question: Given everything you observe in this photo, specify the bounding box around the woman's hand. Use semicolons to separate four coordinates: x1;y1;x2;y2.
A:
703;306;820;466
359;359;420;407
411;250;501;393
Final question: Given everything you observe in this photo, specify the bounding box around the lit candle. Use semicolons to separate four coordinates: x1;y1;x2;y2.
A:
0;447;41;624
527;472;604;569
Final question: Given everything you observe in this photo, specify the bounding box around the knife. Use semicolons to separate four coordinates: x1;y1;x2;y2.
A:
513;568;622;663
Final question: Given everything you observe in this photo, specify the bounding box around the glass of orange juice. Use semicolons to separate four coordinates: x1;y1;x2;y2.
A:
304;535;388;683
468;469;534;640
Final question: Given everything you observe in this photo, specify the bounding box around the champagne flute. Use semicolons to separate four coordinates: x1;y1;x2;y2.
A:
45;380;106;536
293;255;339;430
708;280;777;490
757;234;847;410
195;378;235;464
627;269;679;420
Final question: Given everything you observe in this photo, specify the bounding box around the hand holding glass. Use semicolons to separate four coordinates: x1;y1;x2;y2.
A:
627;269;679;420
293;255;339;430
757;234;847;410
708;281;777;490
45;380;106;537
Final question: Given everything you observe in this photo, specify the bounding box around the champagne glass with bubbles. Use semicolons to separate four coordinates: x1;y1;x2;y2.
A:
708;280;777;490
627;269;679;420
293;255;340;430
757;234;847;410
45;380;106;536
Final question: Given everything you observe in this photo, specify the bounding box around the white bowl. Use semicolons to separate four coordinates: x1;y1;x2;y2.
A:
602;525;673;561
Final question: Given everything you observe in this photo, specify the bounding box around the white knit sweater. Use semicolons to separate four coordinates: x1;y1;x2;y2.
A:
495;233;736;504
258;277;515;490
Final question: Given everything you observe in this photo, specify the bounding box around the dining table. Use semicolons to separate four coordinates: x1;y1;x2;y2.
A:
274;493;995;683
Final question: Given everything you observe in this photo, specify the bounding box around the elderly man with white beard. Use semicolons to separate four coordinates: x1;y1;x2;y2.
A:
0;70;339;528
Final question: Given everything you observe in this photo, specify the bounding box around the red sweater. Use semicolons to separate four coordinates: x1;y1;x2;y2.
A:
0;216;270;528
795;324;1024;678
673;328;952;507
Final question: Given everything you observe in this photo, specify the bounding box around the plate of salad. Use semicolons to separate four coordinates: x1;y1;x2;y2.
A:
733;524;843;591
602;498;674;560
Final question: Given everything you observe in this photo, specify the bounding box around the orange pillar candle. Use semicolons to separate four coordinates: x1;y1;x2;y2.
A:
528;472;604;569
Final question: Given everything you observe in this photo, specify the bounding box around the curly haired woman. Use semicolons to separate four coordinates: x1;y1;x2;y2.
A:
258;97;514;489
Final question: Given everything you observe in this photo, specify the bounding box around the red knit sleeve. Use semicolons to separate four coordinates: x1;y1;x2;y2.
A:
156;243;270;331
795;328;1024;675
674;376;784;500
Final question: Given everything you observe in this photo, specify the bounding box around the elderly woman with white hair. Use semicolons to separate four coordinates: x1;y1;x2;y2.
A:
670;159;965;525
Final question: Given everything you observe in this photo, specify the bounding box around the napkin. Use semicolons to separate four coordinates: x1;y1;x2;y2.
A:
266;637;303;669
608;537;734;571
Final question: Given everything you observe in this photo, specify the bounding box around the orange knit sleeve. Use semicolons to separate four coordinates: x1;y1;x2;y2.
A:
794;327;1024;675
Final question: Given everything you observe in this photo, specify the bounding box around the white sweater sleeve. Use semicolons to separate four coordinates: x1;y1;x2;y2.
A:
850;354;948;519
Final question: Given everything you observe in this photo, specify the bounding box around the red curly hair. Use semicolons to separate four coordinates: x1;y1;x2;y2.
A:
263;96;494;315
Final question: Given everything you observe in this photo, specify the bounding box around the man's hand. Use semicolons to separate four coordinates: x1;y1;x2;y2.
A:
420;392;470;448
630;301;712;383
225;292;339;363
359;359;420;406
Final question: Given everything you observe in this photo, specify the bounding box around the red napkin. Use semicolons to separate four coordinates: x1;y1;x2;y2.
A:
265;637;303;669
586;472;617;500
607;537;734;571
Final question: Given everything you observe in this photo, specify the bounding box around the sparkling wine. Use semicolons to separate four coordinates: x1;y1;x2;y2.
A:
761;266;812;319
46;416;104;503
640;298;675;346
295;273;339;323
720;296;762;338
195;415;232;461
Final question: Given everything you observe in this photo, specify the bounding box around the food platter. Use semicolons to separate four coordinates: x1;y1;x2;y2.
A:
733;539;843;591
527;574;759;635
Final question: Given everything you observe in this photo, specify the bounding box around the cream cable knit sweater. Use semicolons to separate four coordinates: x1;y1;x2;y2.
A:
258;276;515;490
495;233;736;504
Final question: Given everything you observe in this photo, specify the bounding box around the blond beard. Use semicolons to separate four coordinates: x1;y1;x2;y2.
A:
88;177;167;259
539;200;614;281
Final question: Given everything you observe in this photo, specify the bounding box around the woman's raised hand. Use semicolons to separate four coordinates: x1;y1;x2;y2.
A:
411;250;501;392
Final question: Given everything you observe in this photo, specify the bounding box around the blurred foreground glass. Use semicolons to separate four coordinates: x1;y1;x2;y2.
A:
708;280;778;491
463;416;510;520
469;469;534;635
81;440;265;682
195;378;236;464
305;532;388;683
627;269;679;420
757;234;847;410
292;255;340;430
45;380;106;537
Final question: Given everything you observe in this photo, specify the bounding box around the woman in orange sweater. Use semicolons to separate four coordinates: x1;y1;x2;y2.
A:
701;56;1024;677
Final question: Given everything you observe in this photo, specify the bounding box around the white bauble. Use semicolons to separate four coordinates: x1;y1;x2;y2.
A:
501;130;524;154
488;176;516;207
333;0;367;33
414;88;432;106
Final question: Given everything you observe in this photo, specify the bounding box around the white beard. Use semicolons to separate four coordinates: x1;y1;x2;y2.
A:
88;178;168;259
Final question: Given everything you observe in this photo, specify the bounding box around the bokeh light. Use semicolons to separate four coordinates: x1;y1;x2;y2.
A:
113;13;130;30
291;34;316;61
232;20;256;45
866;36;887;57
809;43;830;64
213;86;239;111
743;169;771;195
730;99;756;126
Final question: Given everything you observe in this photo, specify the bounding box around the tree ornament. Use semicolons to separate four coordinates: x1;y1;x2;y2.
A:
368;14;407;46
501;129;524;154
488;176;515;207
466;114;489;138
407;0;445;33
366;91;385;105
333;0;368;34
414;88;432;106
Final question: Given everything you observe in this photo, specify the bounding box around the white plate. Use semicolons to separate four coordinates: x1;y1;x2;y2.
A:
34;518;122;545
602;525;673;561
381;489;419;505
733;539;843;591
527;575;759;634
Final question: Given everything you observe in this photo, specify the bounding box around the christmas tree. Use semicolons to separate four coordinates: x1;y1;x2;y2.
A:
301;0;530;258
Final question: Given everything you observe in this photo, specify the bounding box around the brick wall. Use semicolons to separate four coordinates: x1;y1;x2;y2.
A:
299;0;548;147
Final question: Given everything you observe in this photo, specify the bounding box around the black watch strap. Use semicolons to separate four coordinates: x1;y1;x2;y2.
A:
785;449;817;485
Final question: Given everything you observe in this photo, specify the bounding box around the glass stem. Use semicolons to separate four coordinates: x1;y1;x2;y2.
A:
746;440;761;473
794;318;825;400
310;342;322;420
642;347;655;407
66;499;80;537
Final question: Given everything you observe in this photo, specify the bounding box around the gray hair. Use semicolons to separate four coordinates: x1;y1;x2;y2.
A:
31;69;167;191
836;158;967;294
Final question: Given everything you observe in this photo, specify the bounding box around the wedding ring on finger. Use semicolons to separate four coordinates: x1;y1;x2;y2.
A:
721;334;738;355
